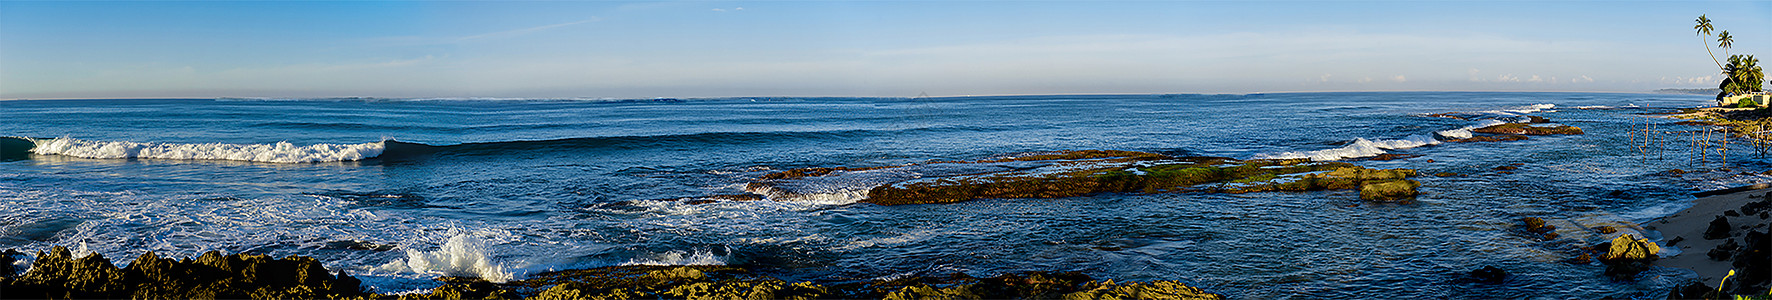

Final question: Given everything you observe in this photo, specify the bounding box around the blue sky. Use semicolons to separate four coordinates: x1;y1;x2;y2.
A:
1;1;1768;99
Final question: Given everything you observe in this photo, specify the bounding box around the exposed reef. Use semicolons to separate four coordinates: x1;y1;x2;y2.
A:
0;248;1223;300
747;150;1420;205
1469;123;1585;135
1;246;365;300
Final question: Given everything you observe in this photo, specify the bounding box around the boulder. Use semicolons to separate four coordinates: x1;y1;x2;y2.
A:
1599;235;1660;280
1706;216;1733;239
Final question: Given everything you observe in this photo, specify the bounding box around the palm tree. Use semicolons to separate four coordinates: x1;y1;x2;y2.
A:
1719;30;1734;56
1721;55;1766;100
1697;15;1723;70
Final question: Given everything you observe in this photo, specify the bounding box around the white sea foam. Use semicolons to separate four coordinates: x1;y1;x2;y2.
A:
28;137;383;163
620;248;729;266
1253;134;1440;161
1483;103;1556;115
376;234;514;283
1435;119;1509;139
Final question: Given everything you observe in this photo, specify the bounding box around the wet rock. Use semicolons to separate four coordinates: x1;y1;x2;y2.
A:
1729;229;1771;294
1667;282;1717;299
1359;179;1420;202
1445;135;1529;143
761;151;1421;205
0;247;365;300
1726;210;1742;217
1525;116;1551;123
1433;172;1462;177
684;199;718;205
1706;216;1733;239
1594;226;1618;234
1469;266;1506;284
1494;165;1519;171
1709;238;1739;261
1667;236;1686;246
512;266;1224;300
0;248;24;278
1598;234;1659;280
1519;217;1559;241
1471;123;1585;135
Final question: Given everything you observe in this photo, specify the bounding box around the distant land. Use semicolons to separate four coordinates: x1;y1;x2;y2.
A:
1653;88;1720;95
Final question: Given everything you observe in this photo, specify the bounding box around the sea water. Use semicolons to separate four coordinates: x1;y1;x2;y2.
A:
0;92;1748;298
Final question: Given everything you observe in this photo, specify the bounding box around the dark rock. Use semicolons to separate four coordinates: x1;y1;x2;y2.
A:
1706;216;1733;240
1599;235;1660;280
1472;123;1585;135
1726;210;1742;217
1494;166;1519;171
684;199;718;205
0;247;366;299
0;248;23;278
1728;229;1770;295
1445;135;1529;143
1526;116;1551;123
1667;282;1717;299
757;151;1421;206
1469;266;1506;284
1433;172;1462;177
1668;236;1686;246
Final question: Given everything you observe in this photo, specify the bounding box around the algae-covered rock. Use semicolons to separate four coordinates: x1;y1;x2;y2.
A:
0;247;366;300
750;150;1419;205
1470;123;1584;135
1598;234;1659;280
1358;179;1420;201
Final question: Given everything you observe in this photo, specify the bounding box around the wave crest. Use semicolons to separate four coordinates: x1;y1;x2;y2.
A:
28;137;383;163
1253;135;1440;161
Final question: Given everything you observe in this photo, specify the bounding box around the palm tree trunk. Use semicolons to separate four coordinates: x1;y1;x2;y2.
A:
1704;35;1724;72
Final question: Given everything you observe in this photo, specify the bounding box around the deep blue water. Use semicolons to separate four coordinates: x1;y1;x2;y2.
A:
0;92;1754;298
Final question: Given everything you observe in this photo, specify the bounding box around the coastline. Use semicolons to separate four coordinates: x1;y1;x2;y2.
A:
1649;185;1772;289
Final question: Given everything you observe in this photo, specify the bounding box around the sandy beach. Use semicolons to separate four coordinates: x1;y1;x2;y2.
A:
1651;187;1772;285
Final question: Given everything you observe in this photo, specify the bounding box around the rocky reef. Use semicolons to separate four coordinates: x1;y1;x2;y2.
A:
1;246;366;299
1;248;1223;300
1469;123;1585;135
747;150;1420;205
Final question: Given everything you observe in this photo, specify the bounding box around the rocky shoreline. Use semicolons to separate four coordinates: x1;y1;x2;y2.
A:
0;246;1223;300
1651;187;1772;298
744;150;1422;205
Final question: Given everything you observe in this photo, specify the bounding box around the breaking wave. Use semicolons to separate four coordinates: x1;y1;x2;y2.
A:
375;234;514;283
25;137;383;163
1253;134;1440;161
620;248;729;266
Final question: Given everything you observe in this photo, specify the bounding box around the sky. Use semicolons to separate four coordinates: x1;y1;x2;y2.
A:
1;1;1769;99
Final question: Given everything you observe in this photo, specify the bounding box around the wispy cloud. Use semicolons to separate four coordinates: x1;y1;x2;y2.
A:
459;18;601;41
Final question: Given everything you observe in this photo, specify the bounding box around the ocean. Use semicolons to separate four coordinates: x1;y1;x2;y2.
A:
0;92;1748;298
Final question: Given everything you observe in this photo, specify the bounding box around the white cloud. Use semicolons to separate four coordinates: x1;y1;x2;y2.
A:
1497;74;1520;82
1572;75;1594;83
1391;75;1407;82
1527;75;1543;82
1319;74;1333;82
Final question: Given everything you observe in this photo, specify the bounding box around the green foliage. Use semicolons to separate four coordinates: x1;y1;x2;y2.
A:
1720;55;1766;100
1739;98;1761;108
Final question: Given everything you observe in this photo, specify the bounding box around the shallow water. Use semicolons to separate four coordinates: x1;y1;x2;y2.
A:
0;92;1753;298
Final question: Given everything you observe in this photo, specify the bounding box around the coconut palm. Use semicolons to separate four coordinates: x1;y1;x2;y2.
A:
1697;15;1723;70
1720;55;1766;100
1719;30;1734;56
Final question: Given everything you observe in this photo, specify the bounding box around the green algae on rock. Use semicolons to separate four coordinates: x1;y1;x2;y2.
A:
3;248;1224;300
1470;123;1585;135
1;246;366;300
747;150;1419;205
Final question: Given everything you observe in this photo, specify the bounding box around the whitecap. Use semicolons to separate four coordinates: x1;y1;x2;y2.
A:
375;234;513;283
1253;134;1440;161
28;137;383;163
620;248;728;266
